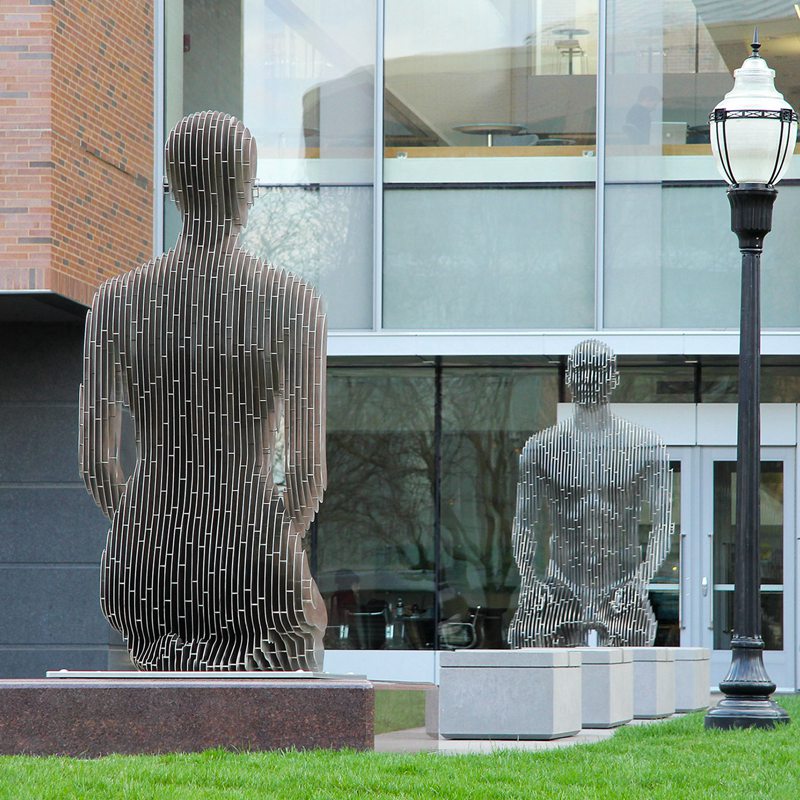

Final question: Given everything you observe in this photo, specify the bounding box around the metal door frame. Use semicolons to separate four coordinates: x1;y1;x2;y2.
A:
697;446;796;691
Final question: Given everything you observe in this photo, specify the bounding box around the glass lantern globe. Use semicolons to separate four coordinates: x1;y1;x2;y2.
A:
709;41;798;187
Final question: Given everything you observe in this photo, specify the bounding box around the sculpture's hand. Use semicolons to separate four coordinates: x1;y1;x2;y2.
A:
609;582;644;616
526;580;554;614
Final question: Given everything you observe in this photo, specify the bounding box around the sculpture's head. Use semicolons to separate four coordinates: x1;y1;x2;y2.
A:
166;111;257;231
566;338;619;406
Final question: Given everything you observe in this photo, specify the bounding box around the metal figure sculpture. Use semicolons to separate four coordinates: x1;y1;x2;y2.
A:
508;339;673;647
79;111;327;671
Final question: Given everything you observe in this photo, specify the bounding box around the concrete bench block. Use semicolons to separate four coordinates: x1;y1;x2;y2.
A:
576;647;633;728
438;649;582;740
669;647;711;712
629;647;676;719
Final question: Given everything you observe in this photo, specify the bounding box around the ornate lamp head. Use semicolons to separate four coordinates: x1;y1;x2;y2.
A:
709;31;797;187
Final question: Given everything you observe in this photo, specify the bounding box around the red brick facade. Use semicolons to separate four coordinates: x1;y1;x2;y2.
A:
0;1;154;306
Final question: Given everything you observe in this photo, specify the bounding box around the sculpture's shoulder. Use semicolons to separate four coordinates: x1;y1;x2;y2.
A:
610;414;668;463
90;256;160;318
267;261;322;309
520;421;570;466
228;250;321;306
610;414;665;446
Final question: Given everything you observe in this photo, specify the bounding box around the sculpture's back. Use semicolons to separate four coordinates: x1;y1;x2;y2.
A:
79;112;327;671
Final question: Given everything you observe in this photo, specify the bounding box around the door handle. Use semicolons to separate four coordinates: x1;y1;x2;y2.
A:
680;533;687;630
701;576;708;597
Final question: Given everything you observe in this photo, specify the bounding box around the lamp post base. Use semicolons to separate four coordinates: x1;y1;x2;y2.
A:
705;696;789;730
705;637;790;729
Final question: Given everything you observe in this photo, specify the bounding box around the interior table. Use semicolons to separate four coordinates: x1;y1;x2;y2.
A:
453;123;528;147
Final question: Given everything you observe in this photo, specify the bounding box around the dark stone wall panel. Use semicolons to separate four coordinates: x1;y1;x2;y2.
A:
0;649;108;679
0;488;107;563
0;324;83;403
0;567;107;645
0;405;79;483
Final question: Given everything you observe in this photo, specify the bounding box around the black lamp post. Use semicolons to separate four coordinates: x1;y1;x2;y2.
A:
704;34;796;730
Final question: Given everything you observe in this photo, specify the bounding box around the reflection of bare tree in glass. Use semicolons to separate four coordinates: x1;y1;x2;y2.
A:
241;188;348;282
315;373;436;604
441;372;557;645
316;369;559;648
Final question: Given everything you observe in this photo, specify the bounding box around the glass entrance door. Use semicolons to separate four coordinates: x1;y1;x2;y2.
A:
698;448;796;689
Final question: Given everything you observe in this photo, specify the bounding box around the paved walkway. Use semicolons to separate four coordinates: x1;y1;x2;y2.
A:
373;683;722;754
374;713;698;755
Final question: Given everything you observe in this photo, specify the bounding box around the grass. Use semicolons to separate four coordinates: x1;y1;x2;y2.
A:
374;689;426;734
0;696;798;799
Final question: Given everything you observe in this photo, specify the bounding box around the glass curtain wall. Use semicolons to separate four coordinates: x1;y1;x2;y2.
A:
382;0;598;330
603;1;800;329
440;369;558;648
316;368;436;651
163;0;375;329
318;364;689;650
317;365;559;651
164;1;800;335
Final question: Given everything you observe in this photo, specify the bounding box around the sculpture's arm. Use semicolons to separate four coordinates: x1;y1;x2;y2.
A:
280;276;327;532
635;442;674;587
78;283;126;521
511;441;545;582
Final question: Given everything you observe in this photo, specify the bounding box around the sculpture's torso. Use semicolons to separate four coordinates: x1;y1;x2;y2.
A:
532;416;656;594
92;244;326;671
117;252;279;482
508;409;671;647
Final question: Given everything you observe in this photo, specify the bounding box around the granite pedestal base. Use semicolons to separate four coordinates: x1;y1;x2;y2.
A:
438;649;582;740
670;647;711;712
0;676;374;756
630;648;676;719
576;647;633;728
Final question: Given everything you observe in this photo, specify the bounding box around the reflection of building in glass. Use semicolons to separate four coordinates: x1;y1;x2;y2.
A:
4;0;800;688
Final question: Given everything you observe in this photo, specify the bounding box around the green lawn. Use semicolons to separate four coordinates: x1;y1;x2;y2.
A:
374;689;426;734
0;696;798;800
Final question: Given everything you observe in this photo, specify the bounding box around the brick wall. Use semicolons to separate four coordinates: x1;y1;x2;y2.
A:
0;2;52;293
0;1;154;307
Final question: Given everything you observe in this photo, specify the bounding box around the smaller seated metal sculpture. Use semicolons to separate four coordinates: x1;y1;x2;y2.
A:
79;111;327;671
508;339;673;647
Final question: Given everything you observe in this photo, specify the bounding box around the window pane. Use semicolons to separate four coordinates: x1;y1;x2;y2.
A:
604;184;800;329
615;366;696;403
714;593;783;651
383;187;595;329
240;187;373;330
441;369;558;649
702;366;800;403
603;4;800;330
384;0;598;184
180;0;243;124
164;2;375;329
648;462;681;646
242;0;375;184
712;460;784;651
316;369;435;651
605;1;800;180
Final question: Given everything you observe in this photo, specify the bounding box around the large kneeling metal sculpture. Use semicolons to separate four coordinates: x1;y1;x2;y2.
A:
79;111;327;671
508;339;673;647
